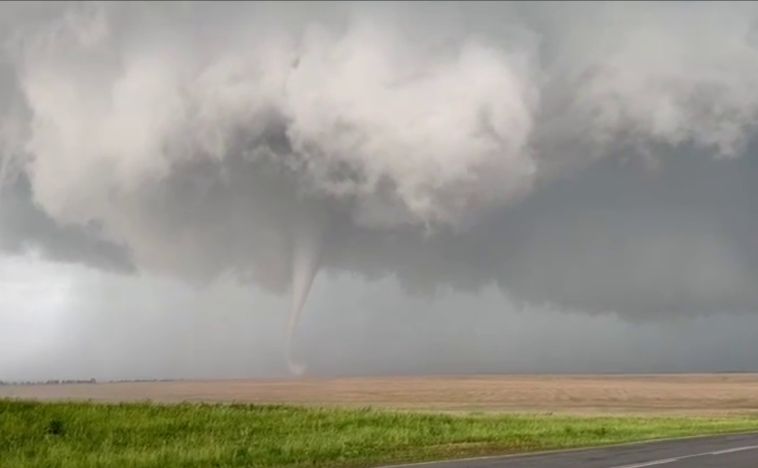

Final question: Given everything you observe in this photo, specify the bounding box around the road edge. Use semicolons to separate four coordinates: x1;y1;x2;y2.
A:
375;429;758;468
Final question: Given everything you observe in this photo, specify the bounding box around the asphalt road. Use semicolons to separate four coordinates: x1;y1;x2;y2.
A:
382;433;758;468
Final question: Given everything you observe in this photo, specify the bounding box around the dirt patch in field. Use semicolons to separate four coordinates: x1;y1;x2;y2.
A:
3;374;758;415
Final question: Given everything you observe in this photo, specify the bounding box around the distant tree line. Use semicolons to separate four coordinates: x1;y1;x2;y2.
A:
0;378;184;386
0;378;97;386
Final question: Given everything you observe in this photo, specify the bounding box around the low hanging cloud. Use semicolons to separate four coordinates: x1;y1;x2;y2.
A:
1;1;758;329
0;176;133;272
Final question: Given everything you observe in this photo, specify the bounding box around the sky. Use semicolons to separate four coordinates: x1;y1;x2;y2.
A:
1;2;758;380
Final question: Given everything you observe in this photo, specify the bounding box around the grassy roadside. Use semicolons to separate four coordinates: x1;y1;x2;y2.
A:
2;400;758;467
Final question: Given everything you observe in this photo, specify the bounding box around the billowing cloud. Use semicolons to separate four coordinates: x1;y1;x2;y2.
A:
1;1;757;334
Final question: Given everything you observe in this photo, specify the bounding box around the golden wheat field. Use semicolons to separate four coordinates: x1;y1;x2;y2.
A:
4;374;758;415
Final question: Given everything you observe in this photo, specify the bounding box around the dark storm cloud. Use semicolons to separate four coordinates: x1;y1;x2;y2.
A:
1;1;758;324
322;145;758;317
0;177;134;272
493;147;758;317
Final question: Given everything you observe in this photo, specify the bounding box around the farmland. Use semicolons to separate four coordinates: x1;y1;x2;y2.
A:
3;374;758;415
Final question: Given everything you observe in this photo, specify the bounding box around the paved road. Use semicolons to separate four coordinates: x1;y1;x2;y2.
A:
382;433;758;467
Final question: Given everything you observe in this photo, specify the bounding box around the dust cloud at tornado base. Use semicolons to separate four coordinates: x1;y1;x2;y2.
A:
1;3;758;377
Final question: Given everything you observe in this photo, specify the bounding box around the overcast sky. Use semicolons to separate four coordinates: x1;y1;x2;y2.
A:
2;2;758;380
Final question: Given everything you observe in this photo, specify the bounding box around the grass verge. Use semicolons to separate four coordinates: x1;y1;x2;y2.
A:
2;399;758;467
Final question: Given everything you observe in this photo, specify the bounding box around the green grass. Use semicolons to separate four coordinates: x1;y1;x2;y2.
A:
2;400;758;467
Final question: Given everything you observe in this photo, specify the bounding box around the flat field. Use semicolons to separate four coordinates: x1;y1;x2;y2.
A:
2;374;758;415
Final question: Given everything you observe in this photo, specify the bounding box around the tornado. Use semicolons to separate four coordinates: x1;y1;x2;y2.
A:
286;217;325;376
